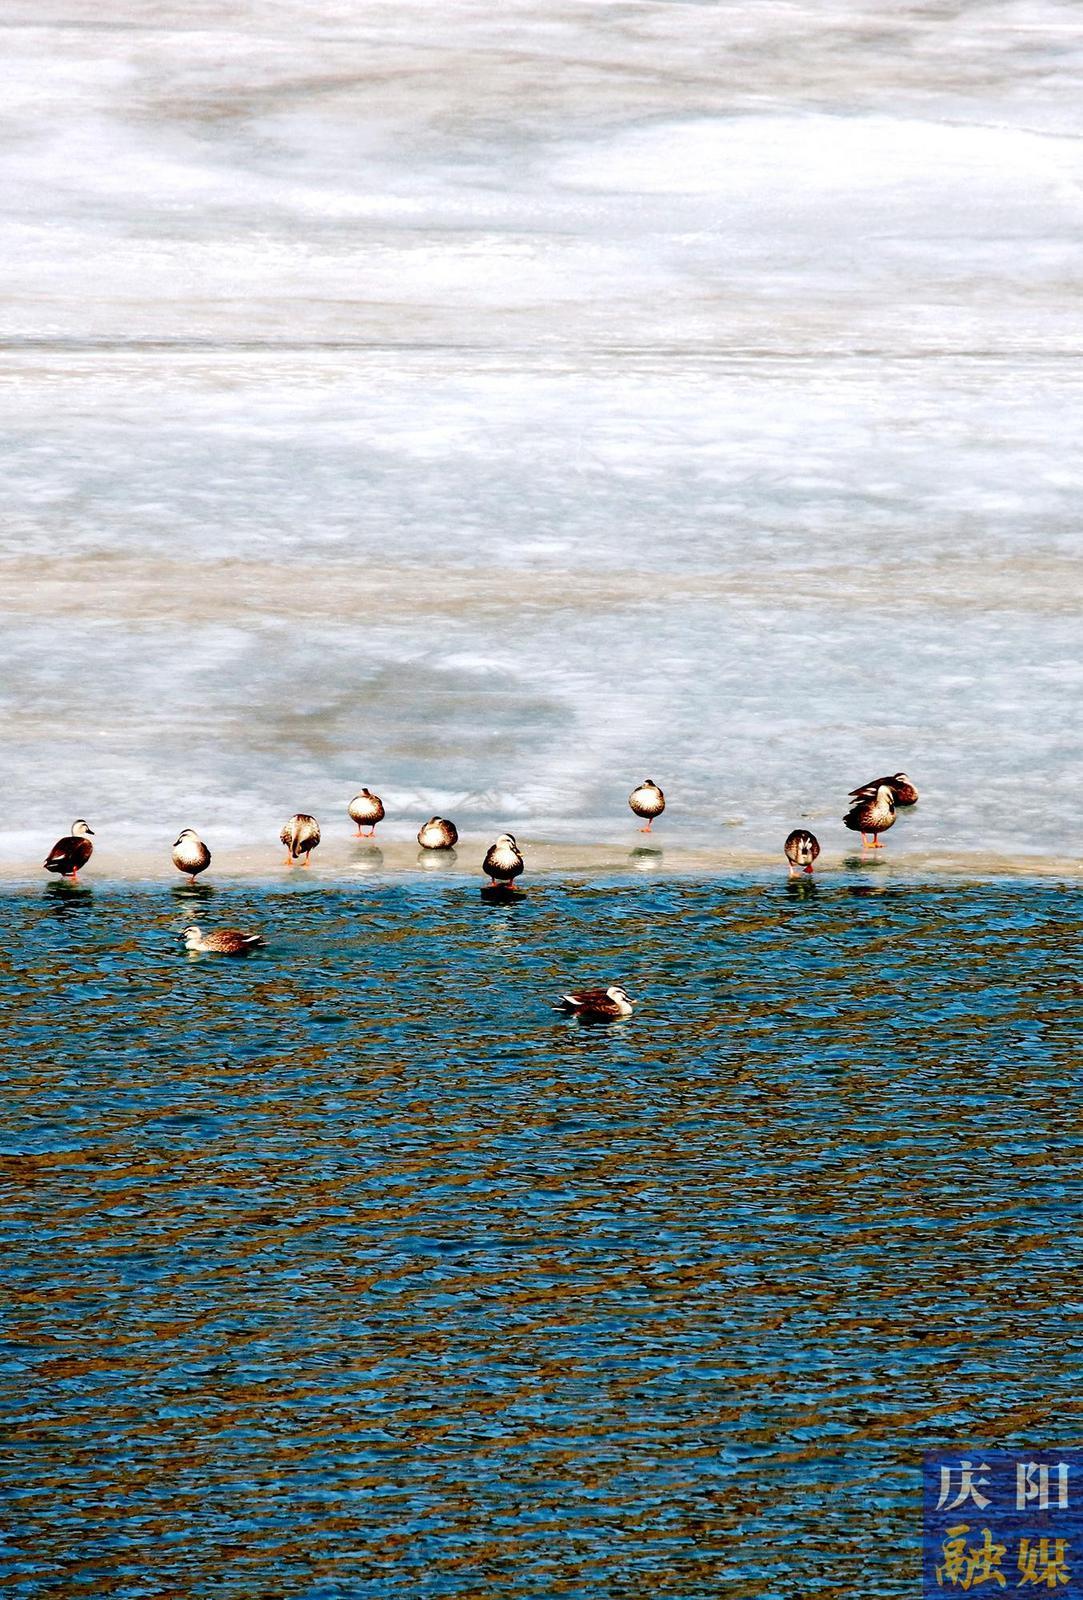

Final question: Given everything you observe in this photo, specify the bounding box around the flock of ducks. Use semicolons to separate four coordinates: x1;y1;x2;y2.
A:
41;772;918;1022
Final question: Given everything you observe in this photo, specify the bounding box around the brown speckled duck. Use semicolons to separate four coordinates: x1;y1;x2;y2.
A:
629;779;665;832
556;985;636;1021
482;833;524;888
183;925;264;955
172;828;211;885
348;789;385;837
784;829;821;875
43;819;95;882
281;813;321;866
843;784;896;847
418;817;458;850
850;772;919;807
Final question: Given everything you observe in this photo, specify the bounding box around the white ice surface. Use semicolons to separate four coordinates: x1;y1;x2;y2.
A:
0;3;1080;862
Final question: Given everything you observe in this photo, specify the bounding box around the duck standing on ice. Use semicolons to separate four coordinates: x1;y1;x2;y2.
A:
784;829;821;875
281;813;321;867
348;789;384;837
482;833;524;889
172;828;211;885
629;780;665;832
43;820;95;882
843;784;896;848
418;817;458;850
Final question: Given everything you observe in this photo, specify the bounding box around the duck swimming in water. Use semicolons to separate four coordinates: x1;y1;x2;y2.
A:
482;833;524;888
556;985;636;1021
843;784;896;847
849;772;919;807
43;819;95;882
629;779;665;832
172;828;211;885
784;829;821;875
281;813;321;866
183;925;264;955
348;789;384;837
418;817;458;850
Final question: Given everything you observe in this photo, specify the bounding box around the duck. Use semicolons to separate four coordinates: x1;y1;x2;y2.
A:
172;827;211;884
183;925;264;956
556;985;636;1021
348;789;384;837
843;784;896;847
629;779;665;832
482;833;524;888
43;819;95;881
418;817;458;850
784;829;821;875
281;813;321;866
849;772;919;807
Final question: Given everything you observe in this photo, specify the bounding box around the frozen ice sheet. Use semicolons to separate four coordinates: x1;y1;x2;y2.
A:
0;4;1080;866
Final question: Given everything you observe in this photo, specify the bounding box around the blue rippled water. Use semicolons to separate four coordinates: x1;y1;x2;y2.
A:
1;874;1078;1596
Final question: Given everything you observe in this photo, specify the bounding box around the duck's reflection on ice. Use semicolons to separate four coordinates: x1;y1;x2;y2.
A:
629;847;663;871
843;853;891;876
417;847;457;871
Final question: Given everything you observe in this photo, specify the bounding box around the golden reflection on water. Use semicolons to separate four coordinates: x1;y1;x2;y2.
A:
0;877;1079;1596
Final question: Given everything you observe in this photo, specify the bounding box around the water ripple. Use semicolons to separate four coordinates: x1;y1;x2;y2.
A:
0;878;1079;1596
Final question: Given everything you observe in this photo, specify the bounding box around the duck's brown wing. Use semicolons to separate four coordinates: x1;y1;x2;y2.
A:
559;989;613;1011
44;836;92;872
214;928;264;953
848;777;888;799
844;797;895;831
